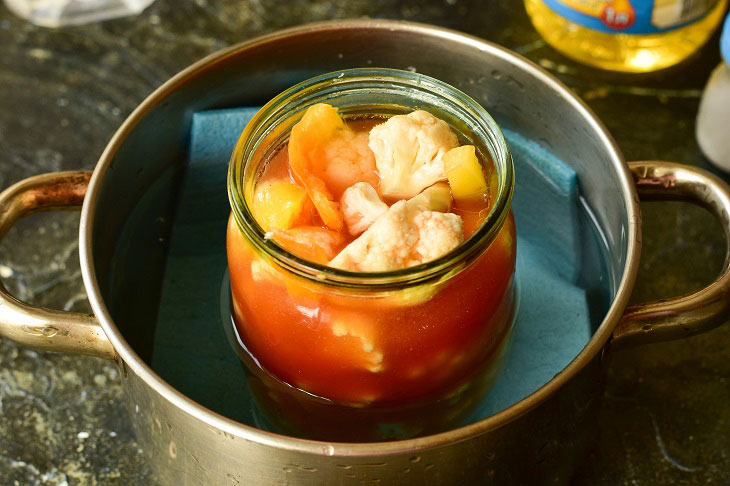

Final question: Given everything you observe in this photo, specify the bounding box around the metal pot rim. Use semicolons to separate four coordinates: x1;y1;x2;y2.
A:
78;19;639;455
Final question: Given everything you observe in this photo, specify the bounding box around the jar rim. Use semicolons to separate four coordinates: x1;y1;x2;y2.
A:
228;68;514;289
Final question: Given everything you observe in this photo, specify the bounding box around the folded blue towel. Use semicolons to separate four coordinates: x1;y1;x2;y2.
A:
151;107;593;429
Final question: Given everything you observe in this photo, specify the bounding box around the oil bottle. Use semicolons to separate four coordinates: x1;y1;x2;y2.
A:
524;0;729;72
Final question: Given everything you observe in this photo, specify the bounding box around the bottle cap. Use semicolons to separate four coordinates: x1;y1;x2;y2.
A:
722;13;730;66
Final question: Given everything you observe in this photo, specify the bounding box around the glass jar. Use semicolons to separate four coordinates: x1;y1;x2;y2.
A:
226;69;516;441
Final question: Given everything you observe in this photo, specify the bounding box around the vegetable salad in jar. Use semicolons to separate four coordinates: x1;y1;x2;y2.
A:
227;69;516;441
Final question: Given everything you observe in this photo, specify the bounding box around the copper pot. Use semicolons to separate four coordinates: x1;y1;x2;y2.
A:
1;20;729;484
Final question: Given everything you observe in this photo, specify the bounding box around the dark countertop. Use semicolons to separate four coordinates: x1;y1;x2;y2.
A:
0;1;728;484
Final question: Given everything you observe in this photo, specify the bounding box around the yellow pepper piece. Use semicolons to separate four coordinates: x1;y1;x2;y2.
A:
443;145;488;200
407;182;452;213
252;181;311;231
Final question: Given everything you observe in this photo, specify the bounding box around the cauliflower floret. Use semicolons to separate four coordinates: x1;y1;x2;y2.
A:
340;182;389;235
413;211;463;263
329;200;418;272
321;131;379;199
369;110;459;198
329;190;464;272
330;313;383;373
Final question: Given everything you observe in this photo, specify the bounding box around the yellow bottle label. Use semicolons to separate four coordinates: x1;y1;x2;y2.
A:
544;0;718;33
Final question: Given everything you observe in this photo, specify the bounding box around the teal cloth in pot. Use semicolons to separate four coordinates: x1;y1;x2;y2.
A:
151;108;595;429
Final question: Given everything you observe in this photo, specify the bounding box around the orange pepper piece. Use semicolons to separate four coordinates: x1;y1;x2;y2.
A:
288;104;347;231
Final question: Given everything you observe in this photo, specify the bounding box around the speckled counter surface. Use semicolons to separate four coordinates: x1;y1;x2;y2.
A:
0;1;728;484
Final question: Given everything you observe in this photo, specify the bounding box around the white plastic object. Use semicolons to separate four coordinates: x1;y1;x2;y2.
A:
3;0;155;27
696;14;730;172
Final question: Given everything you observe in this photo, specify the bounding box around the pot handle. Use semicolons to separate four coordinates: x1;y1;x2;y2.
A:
0;171;116;360
612;161;730;348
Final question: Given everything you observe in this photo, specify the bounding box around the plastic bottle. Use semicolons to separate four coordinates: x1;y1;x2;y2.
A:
696;14;730;171
524;0;729;72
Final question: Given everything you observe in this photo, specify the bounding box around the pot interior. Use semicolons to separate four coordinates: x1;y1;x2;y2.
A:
88;22;630;437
